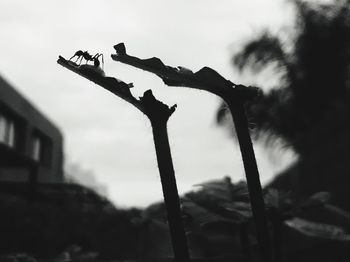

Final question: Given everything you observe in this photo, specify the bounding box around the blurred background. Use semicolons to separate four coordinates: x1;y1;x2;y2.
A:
2;0;350;260
0;0;296;207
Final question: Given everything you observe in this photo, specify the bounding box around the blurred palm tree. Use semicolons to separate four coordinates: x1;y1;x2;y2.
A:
217;0;350;209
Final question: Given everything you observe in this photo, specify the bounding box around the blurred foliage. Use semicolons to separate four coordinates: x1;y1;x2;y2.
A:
146;177;350;261
218;0;350;210
1;178;350;261
219;0;350;150
4;0;350;260
0;183;145;260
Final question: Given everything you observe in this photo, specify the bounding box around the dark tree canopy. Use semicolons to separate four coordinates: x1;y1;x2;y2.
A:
218;0;350;209
219;0;350;153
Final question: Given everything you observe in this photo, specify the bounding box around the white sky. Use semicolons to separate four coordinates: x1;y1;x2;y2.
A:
0;0;296;207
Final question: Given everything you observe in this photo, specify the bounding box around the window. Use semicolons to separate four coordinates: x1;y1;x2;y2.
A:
32;136;41;162
0;113;16;148
31;131;53;167
0;115;6;142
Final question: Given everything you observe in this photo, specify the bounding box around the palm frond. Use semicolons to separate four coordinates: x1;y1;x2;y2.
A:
216;101;229;125
216;87;298;149
233;32;288;73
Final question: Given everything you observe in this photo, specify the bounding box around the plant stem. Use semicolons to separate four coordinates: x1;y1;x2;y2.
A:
227;94;273;262
111;45;273;260
57;56;189;260
149;119;190;262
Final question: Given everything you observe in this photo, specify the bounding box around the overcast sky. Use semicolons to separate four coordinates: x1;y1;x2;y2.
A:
0;0;296;207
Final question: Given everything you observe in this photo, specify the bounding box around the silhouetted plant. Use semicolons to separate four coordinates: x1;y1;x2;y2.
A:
111;43;273;262
183;177;253;259
57;55;189;262
180;178;350;261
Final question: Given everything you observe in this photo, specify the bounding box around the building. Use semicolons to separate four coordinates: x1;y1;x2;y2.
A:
0;75;63;183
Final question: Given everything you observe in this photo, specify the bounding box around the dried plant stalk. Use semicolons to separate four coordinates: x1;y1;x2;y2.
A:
57;56;189;262
111;43;273;262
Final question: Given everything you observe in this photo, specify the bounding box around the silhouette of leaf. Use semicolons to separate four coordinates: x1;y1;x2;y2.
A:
194;67;232;88
264;188;294;210
220;202;252;221
181;200;232;226
111;42;259;99
285;217;350;241
216;101;229;125
57;55;139;109
193;177;234;202
142;57;167;70
233;31;288;72
184;177;252;225
291;202;350;235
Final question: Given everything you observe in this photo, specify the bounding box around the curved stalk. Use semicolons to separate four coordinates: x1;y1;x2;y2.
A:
57;56;189;262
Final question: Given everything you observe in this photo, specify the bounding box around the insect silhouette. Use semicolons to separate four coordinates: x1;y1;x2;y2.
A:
69;50;104;69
